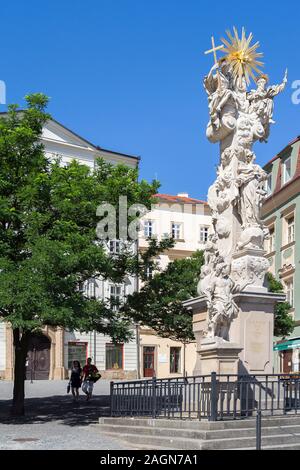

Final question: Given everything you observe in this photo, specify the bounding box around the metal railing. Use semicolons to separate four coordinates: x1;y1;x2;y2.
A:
110;373;300;421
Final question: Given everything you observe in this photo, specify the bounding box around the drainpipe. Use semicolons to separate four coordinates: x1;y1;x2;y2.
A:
183;341;186;376
94;330;97;366
133;157;141;379
89;331;92;358
135;235;141;379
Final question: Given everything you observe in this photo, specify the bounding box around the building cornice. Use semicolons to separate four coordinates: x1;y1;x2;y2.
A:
280;203;296;218
280;241;295;252
264;215;277;226
278;264;295;278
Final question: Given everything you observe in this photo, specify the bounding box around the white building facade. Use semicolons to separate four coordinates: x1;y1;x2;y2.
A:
138;193;212;378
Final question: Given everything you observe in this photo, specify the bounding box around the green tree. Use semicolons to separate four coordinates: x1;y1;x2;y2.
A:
124;250;204;342
266;272;295;338
0;95;171;416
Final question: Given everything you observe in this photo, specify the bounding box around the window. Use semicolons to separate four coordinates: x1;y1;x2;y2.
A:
200;226;209;243
285;278;294;307
267;226;275;253
265;173;272;196
171;223;182;240
109;240;121;254
283;157;292;184
143;346;155;377
170;347;181;373
144;220;153;238
85;279;96;298
144;265;153;280
287;216;295;244
110;285;122;311
68;342;87;369
106;343;123;370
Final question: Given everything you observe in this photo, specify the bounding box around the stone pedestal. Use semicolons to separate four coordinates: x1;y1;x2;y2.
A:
199;338;242;375
184;290;285;375
231;247;270;294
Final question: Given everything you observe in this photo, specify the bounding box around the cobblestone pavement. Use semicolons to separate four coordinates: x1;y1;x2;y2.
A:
0;380;128;450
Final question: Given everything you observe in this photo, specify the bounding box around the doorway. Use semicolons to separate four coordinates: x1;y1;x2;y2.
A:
282;350;293;373
143;346;155;377
26;333;51;380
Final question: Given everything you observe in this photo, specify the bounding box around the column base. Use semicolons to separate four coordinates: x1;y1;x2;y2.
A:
185;290;286;375
199;338;242;375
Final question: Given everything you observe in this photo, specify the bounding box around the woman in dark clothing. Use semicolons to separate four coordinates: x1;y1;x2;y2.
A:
70;360;82;401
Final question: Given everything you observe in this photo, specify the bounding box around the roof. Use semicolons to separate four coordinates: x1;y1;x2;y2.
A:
154;193;208;205
0;111;140;162
264;135;300;168
263;137;300;204
47;118;141;162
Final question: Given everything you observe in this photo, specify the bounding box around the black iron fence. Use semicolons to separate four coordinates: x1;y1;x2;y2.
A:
110;373;300;421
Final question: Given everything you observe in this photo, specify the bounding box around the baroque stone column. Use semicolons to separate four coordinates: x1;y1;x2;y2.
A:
191;28;287;374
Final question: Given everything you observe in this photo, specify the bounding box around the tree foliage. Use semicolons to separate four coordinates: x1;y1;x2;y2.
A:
124;250;204;342
266;272;296;338
0;94;172;414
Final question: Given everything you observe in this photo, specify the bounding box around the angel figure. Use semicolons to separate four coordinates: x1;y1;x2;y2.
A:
203;60;237;129
247;70;288;141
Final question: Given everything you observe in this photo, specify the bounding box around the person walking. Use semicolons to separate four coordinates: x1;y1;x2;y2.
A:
70;360;82;402
82;357;99;401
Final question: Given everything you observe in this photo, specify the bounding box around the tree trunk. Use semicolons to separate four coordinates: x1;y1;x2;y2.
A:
11;329;30;416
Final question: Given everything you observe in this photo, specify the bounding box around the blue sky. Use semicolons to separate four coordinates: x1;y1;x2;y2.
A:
0;0;299;200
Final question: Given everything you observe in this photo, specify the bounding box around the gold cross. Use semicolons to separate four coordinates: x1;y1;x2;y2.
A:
204;36;224;65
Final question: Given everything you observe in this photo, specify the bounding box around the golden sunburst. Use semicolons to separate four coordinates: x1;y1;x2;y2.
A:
220;27;264;85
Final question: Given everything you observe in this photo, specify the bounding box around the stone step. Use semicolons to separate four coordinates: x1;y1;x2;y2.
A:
200;433;300;450
100;415;300;430
240;443;300;450
95;428;300;450
127;443;181;451
98;431;200;450
95;422;300;440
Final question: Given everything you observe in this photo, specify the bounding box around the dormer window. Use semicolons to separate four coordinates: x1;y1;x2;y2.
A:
265;173;272;195
283;157;292;184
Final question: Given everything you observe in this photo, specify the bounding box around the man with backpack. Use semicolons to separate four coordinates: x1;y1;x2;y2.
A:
82;357;101;401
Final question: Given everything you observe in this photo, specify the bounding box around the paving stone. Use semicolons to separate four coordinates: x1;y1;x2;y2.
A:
0;380;128;450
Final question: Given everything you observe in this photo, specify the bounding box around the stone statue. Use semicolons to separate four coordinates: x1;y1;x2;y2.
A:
202;259;240;340
204;62;237;130
200;28;287;341
236;155;267;229
247;70;288;141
